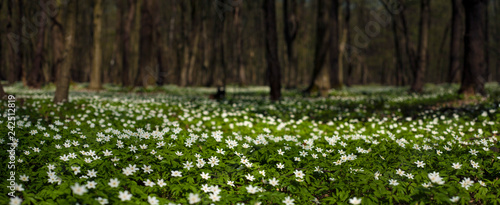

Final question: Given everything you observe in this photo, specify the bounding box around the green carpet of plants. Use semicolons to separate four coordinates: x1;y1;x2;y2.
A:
1;84;500;205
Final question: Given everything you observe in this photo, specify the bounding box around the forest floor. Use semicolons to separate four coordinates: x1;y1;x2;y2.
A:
1;83;500;205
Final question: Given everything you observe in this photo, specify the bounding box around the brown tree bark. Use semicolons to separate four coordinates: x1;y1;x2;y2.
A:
89;0;103;90
449;0;463;83
459;0;487;96
28;6;47;88
410;0;430;93
235;5;246;86
130;0;142;87
263;0;281;101
397;0;417;83
379;0;404;86
0;82;5;98
54;0;76;103
136;0;159;87
283;0;299;88
121;0;136;86
329;0;341;89
304;0;330;93
6;0;23;84
484;0;489;82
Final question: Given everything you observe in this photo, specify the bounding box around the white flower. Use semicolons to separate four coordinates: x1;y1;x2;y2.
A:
87;169;97;178
246;185;259;194
245;174;255;181
103;150;113;156
144;179;156;187
171;170;182;177
118;190;133;201
450;196;460;203
157;179;166;187
227;180;235;186
183;161;194;170
452;163;462;169
19;174;29;182
9;196;22;205
142;165;154;174
460;177;474;190
349;197;362;205
282;196;295;205
396;169;405;176
188;193;201;204
95;197;109;205
108;178;120;188
71;183;88;195
479;180;486;187
294;170;304;179
201;184;211;193
269;177;279;186
428;172;445;185
201;172;210;180
209;193;221;202
414;161;425;168
470;160;480;169
277;163;285;169
388;179;399;186
86;181;97;189
148;196;159;205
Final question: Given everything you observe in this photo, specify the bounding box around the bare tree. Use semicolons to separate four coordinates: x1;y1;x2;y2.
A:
89;0;103;90
448;0;463;83
283;0;299;88
6;0;23;84
54;0;77;103
28;1;47;88
263;0;281;101
329;0;341;89
304;0;330;94
459;0;487;96
410;0;430;93
235;3;246;86
121;0;136;86
0;82;5;98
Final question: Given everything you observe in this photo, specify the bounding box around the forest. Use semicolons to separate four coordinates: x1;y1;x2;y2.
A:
0;0;498;100
1;0;500;205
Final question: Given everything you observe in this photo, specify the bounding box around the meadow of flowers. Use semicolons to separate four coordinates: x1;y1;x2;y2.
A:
1;84;500;204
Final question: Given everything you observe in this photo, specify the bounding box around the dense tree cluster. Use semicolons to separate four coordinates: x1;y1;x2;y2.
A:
0;0;497;101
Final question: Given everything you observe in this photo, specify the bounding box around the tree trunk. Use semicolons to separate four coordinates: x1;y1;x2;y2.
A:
28;6;46;88
121;0;136;86
459;0;486;96
284;0;298;88
305;0;329;93
449;0;463;83
6;0;23;84
263;0;281;101
329;0;341;89
484;0;489;82
54;1;76;103
130;0;142;87
398;0;417;83
410;0;430;93
235;5;246;86
89;0;103;90
137;0;159;88
0;82;5;98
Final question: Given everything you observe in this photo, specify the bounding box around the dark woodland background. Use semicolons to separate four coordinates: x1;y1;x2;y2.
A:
0;0;497;101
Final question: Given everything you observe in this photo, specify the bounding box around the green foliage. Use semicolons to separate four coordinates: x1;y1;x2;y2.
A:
1;84;500;204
